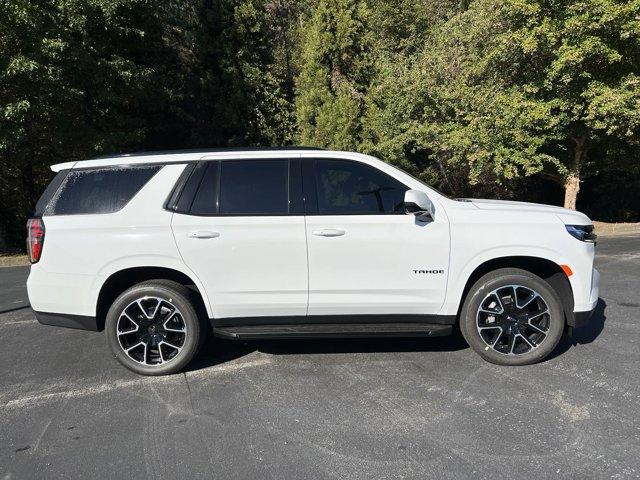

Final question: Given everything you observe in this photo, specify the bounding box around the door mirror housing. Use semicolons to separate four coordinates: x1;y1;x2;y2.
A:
404;190;435;220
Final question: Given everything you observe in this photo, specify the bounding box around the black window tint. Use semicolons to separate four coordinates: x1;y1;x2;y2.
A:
47;165;161;215
219;160;289;215
314;160;408;214
34;169;69;216
288;159;304;214
190;162;220;215
174;162;207;213
166;163;196;211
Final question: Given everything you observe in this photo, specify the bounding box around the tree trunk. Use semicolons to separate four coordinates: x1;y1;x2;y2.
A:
563;173;580;210
283;21;294;102
434;153;459;197
563;135;588;210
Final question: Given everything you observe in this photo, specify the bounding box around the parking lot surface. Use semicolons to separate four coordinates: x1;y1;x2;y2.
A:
1;235;639;479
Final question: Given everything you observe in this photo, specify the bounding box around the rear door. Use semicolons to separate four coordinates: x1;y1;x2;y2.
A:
303;158;450;316
171;158;308;319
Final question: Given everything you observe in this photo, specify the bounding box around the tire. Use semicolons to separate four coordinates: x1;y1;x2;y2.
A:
105;280;205;375
459;268;565;366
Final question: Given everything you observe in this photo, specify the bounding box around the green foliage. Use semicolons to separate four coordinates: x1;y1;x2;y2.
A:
367;0;461;55
365;0;640;203
1;0;639;250
0;0;190;248
0;0;296;249
295;0;373;149
191;0;295;146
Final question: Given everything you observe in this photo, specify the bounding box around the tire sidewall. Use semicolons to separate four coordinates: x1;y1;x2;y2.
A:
460;270;564;366
105;283;201;376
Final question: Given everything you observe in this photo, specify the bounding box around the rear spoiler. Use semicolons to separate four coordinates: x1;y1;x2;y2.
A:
51;161;77;172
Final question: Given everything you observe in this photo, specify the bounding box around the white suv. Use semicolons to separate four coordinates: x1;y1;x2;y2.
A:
26;149;599;375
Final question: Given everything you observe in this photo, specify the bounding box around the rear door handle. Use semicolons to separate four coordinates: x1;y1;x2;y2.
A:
188;230;220;239
312;228;345;237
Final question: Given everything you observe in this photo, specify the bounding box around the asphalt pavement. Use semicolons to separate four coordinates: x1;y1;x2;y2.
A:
1;235;639;479
0;266;29;313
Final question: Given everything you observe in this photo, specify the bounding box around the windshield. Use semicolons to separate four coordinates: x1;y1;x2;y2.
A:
399;168;451;199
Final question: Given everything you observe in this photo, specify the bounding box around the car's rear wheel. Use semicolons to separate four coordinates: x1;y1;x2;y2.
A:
105;280;203;375
460;268;565;366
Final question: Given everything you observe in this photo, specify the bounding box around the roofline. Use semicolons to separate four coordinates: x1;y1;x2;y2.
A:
49;148;331;172
88;146;326;161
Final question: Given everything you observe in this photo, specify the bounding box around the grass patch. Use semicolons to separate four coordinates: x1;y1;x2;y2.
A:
0;254;29;267
593;222;640;236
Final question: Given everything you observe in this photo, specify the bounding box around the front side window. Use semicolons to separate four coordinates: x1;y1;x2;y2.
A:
314;159;408;215
219;160;289;215
47;165;161;215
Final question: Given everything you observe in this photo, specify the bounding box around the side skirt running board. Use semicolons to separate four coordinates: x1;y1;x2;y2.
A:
213;323;453;340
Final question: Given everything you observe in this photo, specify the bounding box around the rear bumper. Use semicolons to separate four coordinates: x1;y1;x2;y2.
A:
27;268;97;317
34;311;98;331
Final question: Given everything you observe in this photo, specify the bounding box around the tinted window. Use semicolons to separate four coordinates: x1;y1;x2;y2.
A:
219;160;288;215
314;159;408;214
47;165;161;215
190;162;219;215
173;162;207;214
166;163;197;212
34;169;69;216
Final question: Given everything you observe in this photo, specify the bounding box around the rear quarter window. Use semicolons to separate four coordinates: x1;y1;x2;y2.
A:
33;169;69;216
46;165;162;215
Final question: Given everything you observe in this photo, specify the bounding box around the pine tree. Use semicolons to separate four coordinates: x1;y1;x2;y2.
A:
295;0;373;149
190;0;295;147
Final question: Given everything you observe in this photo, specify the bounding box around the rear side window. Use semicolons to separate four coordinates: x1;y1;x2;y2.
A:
46;165;161;215
190;162;219;215
172;159;297;216
314;159;408;214
219;160;289;215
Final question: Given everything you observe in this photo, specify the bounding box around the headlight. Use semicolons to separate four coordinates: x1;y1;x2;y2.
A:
566;224;597;243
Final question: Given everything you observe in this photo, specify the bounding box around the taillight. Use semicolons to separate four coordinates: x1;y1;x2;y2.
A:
27;218;45;263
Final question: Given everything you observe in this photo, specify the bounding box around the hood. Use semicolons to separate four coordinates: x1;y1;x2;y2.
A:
464;198;592;225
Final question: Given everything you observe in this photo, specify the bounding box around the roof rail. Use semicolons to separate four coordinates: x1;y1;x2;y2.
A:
89;146;326;160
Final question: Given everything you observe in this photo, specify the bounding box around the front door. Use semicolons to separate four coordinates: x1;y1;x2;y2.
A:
172;159;308;319
303;158;450;316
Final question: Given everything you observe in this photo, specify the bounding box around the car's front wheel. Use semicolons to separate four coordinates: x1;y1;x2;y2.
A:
460;268;565;366
105;280;204;375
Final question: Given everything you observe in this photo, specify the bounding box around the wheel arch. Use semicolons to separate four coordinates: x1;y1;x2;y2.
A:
95;266;210;331
456;256;574;327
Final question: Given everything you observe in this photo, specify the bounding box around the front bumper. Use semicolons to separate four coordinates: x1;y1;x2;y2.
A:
572;309;596;328
570;268;600;328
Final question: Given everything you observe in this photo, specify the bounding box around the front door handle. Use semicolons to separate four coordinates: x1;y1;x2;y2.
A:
188;230;220;239
312;228;345;237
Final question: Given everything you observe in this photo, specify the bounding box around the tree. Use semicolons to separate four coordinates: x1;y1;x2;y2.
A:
479;0;640;209
367;0;460;56
295;0;373;149
365;0;640;207
2;0;640;252
0;0;296;251
266;0;303;104
0;0;191;249
190;0;295;147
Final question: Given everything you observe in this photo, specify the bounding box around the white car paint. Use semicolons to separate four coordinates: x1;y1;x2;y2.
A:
27;164;215;318
27;149;598;324
172;214;308;318
304;211;450;316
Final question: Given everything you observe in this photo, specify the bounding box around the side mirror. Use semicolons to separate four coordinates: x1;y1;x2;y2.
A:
404;190;435;220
